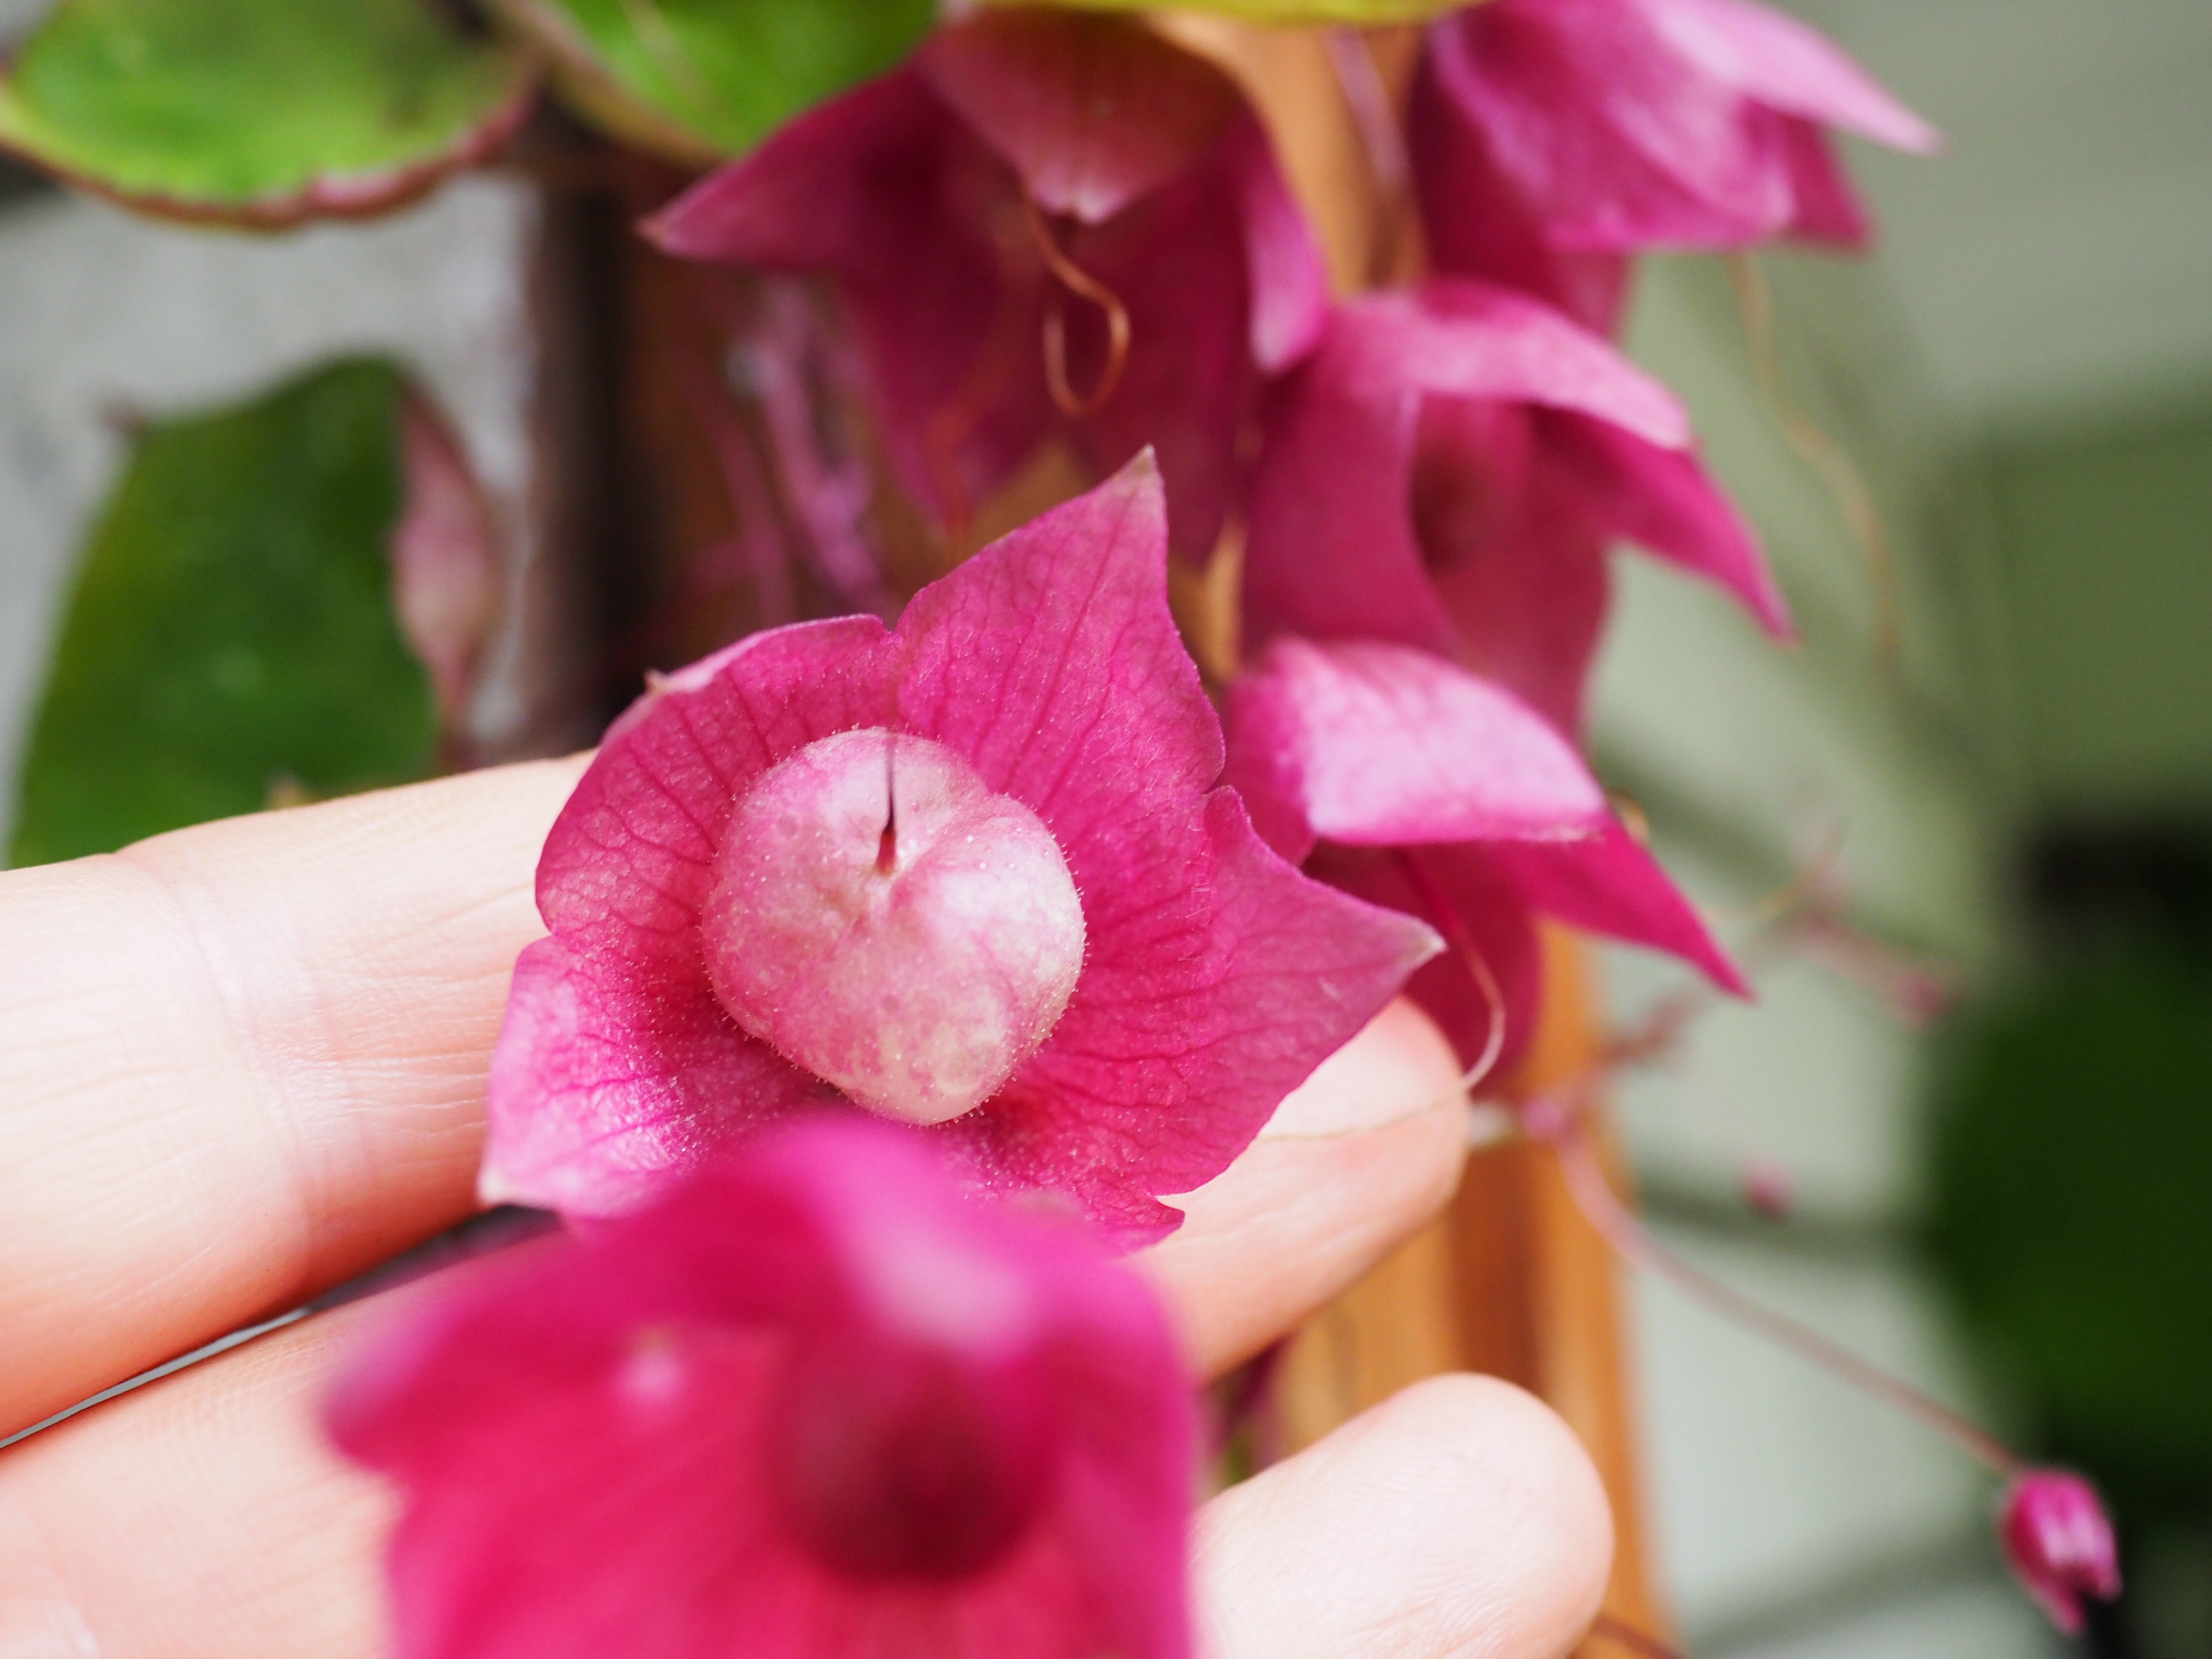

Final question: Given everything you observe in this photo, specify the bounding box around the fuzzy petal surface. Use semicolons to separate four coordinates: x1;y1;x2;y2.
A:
919;10;1239;224
1647;0;1939;151
1320;844;1546;1078
1536;409;1791;637
1222;637;1610;863
491;460;1433;1234
650;21;1317;564
1484;824;1748;996
1416;0;1933;261
1408;39;1632;331
335;1120;1194;1659
902;461;1441;1237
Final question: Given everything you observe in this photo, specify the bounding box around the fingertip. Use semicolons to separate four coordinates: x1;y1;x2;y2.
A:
1197;1373;1613;1659
1141;999;1470;1378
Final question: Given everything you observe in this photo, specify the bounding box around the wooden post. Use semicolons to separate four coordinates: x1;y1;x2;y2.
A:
1276;926;1673;1654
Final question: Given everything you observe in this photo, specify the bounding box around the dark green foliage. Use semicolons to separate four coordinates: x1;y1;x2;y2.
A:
1926;959;2212;1525
7;361;439;868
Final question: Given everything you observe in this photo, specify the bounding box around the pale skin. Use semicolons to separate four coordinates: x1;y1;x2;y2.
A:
0;757;1613;1659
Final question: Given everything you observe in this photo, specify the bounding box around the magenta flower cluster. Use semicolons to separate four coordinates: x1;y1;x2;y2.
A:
327;4;2116;1655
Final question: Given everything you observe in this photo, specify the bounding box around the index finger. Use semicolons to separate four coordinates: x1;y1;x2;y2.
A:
0;757;586;1437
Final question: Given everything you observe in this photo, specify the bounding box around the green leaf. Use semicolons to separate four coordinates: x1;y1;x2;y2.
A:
495;0;934;163
7;361;441;869
0;0;534;226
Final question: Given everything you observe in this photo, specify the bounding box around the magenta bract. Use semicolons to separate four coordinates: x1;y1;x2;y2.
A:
1410;0;1938;330
331;1119;1195;1659
1224;637;1744;1073
1244;279;1788;735
2000;1470;2122;1635
483;457;1440;1238
646;10;1326;564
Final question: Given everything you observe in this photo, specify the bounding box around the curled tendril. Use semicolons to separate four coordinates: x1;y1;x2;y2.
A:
1024;198;1133;419
1395;850;1510;1097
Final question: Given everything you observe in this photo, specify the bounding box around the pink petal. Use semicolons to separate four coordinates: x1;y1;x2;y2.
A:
1774;116;1875;246
391;390;500;728
1646;0;1939;152
1226;116;1331;371
1538;409;1792;637
646;72;1051;524
1316;844;1545;1077
1407;40;1634;333
1484;823;1749;995
918;11;1242;225
481;938;832;1218
1433;0;1799;252
536;615;895;975
1414;395;1614;734
954;793;1444;1241
894;453;1222;842
334;1120;1195;1659
1243;346;1458;658
1222;637;1610;864
1055;155;1266;563
1347;281;1691;447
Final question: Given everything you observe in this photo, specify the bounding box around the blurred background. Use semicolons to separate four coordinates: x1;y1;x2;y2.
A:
1;1;2207;1655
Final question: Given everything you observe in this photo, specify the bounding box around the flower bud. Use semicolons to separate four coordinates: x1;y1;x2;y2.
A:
702;728;1085;1126
2000;1469;2121;1634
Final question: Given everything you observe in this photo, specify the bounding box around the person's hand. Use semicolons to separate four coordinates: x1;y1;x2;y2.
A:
0;759;1611;1659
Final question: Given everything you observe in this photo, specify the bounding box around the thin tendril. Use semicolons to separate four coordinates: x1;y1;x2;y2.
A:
1591;1613;1691;1659
1728;251;1901;673
1395;850;1509;1094
1024;198;1133;419
1536;1104;2024;1477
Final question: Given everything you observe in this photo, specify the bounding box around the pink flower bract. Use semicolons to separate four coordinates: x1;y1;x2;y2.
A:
484;456;1440;1238
2000;1469;2122;1635
330;1118;1196;1659
1410;0;1938;330
1224;636;1744;1074
646;9;1327;563
1244;279;1788;735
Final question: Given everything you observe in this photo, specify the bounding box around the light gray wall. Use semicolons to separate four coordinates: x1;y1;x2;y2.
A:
0;177;539;852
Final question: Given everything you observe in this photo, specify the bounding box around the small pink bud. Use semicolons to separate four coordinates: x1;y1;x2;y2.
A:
1742;1158;1794;1220
702;728;1085;1126
2001;1469;2121;1634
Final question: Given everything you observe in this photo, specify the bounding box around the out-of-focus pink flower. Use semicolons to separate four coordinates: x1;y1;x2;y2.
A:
483;457;1439;1238
331;1118;1194;1659
391;390;500;733
1409;0;1938;331
1224;636;1743;1076
647;9;1326;564
1244;279;1788;735
2001;1470;2123;1635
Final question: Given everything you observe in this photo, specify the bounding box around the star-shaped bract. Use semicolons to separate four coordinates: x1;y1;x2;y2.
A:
1410;0;1938;331
1224;636;1744;1076
331;1119;1195;1659
1243;279;1789;736
484;457;1440;1241
647;9;1327;564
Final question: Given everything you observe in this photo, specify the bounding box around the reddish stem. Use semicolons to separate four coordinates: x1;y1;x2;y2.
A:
1538;1108;2024;1478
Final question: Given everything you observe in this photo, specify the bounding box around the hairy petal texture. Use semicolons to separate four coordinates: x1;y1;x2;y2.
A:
333;1120;1194;1659
1410;0;1935;326
488;458;1438;1233
1224;636;1742;1070
1222;637;1608;864
1245;281;1785;733
647;12;1325;563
